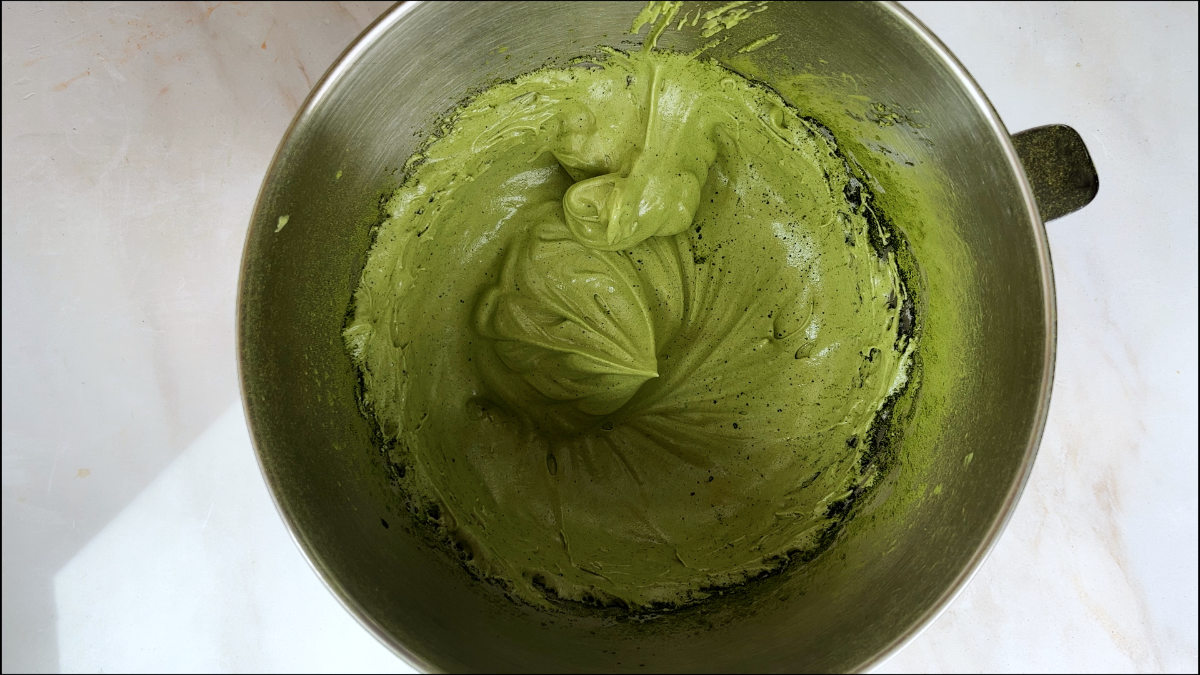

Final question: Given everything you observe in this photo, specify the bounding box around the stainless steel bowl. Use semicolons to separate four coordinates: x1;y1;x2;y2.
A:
238;2;1097;671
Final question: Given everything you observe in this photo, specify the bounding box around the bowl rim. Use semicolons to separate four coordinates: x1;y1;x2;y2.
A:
850;3;1055;672
236;2;437;671
236;2;1056;672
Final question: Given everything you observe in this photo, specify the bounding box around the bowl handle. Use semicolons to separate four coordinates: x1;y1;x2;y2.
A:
1011;124;1099;222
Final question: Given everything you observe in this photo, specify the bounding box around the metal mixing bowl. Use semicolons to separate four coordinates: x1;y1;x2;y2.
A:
238;2;1097;671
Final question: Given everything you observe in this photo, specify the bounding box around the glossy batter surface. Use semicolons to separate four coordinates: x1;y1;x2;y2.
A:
345;46;915;608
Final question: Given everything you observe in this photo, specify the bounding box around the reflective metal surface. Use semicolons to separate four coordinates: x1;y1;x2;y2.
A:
239;2;1093;671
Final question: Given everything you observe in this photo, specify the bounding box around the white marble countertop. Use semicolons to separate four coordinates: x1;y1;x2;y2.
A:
2;2;1196;672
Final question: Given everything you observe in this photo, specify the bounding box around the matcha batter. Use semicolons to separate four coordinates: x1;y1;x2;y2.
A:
344;39;915;609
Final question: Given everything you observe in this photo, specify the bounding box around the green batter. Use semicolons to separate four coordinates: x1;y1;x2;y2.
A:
344;35;915;609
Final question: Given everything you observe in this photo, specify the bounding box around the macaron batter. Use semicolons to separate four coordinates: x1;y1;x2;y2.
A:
344;39;917;609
